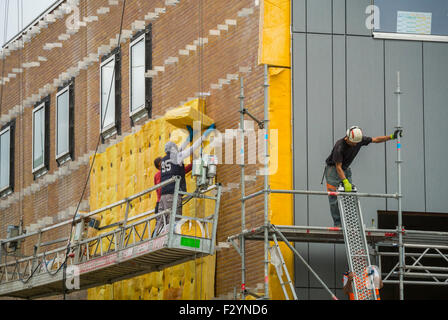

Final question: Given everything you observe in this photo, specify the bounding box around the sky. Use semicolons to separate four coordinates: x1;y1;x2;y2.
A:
0;0;56;46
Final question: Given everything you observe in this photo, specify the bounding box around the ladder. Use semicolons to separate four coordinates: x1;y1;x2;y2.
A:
338;186;377;300
269;233;297;300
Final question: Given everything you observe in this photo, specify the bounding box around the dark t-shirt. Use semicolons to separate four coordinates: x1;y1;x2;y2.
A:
325;137;372;170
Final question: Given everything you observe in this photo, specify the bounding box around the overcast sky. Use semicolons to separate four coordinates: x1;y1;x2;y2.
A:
0;0;56;46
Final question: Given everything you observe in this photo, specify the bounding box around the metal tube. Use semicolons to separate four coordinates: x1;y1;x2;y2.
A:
168;177;181;247
391;271;448;279
210;184;222;253
263;64;270;298
242;190;265;201
395;71;404;300
383;280;448;286
270;189;399;199
377;252;446;259
403;265;448;272
403;243;448;250
240;76;247;298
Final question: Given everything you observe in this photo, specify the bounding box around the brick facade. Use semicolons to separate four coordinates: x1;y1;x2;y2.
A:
0;0;266;298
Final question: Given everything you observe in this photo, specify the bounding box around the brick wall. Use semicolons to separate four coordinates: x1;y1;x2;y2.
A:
0;0;265;298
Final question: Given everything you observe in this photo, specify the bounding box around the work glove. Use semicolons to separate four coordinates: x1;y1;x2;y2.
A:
342;179;352;192
186;125;194;142
390;129;403;140
204;124;216;137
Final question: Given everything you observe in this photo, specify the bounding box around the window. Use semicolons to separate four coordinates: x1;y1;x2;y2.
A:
100;48;121;139
0;122;14;196
32;98;49;177
373;0;448;42
56;82;74;164
129;25;152;123
100;55;116;133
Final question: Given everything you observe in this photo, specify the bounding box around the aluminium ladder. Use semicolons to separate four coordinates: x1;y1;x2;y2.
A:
338;185;377;300
269;233;297;300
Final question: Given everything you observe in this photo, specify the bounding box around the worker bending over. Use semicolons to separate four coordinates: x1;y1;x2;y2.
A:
324;126;402;227
154;124;215;236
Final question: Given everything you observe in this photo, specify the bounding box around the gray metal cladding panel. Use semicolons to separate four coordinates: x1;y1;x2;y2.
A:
335;243;348;287
384;40;425;212
423;43;448;213
307;0;333;34
346;0;372;36
333;0;346;34
346;36;386;224
292;0;306;33
332;36;347;151
306;34;335;227
308;243;335;288
295;287;310;300
293;33;309;226
309;288;335;300
294;242;310;287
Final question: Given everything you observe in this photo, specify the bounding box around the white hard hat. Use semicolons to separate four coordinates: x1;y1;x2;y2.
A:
346;126;363;143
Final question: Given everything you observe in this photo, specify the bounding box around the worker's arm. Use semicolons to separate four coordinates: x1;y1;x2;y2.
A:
175;124;215;164
372;135;391;143
372;129;403;143
335;162;346;181
179;126;195;151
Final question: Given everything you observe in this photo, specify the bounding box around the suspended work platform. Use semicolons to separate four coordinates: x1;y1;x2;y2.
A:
0;176;222;299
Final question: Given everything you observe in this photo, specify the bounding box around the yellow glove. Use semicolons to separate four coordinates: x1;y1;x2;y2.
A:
342;179;352;192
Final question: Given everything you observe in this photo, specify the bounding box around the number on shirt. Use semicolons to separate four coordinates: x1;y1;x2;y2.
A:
161;160;171;173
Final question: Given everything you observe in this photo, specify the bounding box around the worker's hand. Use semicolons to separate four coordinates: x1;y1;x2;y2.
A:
204;124;216;137
342;179;352;192
186;125;194;142
390;129;403;140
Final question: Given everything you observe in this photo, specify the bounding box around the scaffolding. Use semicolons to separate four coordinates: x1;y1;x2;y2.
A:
0;176;222;299
227;66;448;300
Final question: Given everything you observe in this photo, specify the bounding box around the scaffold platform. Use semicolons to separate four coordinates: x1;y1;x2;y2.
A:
0;177;222;299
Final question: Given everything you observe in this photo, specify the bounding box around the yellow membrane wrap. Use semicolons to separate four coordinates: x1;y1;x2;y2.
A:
88;99;216;300
259;0;294;300
164;99;213;129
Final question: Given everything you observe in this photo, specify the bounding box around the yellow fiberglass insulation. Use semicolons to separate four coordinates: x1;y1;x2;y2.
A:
88;99;216;300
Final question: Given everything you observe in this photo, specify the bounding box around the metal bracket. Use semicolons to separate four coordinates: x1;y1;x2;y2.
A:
239;108;265;129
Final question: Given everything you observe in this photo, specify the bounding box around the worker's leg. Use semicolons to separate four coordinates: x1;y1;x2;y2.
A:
326;166;346;227
154;195;171;235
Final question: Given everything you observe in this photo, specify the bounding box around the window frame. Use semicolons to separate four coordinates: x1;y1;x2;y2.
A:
372;0;448;42
0;122;14;196
129;33;146;117
32;102;46;174
32;96;50;178
100;54;117;136
55;85;70;161
128;24;152;124
55;81;75;165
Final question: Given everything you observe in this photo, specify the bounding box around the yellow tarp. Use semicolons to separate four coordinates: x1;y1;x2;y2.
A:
260;0;294;300
258;0;291;68
88;99;216;300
